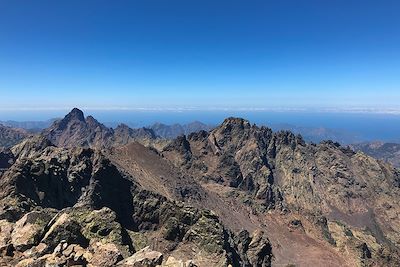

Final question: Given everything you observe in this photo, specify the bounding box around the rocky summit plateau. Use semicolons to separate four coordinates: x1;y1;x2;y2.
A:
0;108;399;267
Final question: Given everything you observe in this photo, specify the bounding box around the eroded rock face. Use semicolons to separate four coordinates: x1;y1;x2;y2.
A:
41;213;89;252
233;230;272;267
0;145;136;227
162;118;285;208
246;230;272;267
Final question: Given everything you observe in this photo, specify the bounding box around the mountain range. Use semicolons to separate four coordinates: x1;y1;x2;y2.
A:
268;123;363;145
0;108;399;266
1;116;363;145
0;119;56;133
0;124;30;148
351;142;400;168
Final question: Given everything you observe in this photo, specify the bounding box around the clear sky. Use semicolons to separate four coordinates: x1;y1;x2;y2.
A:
0;0;399;110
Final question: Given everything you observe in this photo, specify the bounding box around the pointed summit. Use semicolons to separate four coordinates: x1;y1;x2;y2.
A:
42;108;114;147
64;108;85;122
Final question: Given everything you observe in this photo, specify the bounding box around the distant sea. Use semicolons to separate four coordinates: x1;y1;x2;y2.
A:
1;110;400;142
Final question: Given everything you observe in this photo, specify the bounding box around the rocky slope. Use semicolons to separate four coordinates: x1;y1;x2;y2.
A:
1;110;400;266
351;141;400;168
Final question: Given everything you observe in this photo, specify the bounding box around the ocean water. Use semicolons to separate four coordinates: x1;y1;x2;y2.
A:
1;110;400;142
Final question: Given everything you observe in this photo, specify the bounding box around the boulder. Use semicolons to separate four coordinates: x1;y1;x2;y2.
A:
0;219;13;250
41;213;89;251
89;242;123;267
247;230;272;267
117;246;163;267
11;209;56;251
163;256;197;267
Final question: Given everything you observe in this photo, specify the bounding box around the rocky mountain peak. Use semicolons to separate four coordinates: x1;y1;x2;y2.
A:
41;109;113;148
64;108;85;122
85;115;105;129
115;123;130;130
220;117;251;129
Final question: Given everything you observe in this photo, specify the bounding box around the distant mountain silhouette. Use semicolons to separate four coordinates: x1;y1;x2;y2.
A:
351;141;400;168
0;119;57;132
0;124;30;148
149;121;213;139
269;123;363;144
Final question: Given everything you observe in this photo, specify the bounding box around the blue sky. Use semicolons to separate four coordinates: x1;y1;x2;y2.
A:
0;0;399;110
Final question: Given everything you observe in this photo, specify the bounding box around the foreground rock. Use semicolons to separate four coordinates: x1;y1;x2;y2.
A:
117;246;163;266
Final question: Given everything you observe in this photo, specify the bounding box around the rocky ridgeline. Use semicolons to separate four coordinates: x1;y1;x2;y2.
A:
0;108;399;266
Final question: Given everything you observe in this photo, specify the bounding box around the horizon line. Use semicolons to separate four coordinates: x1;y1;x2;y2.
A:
1;106;400;115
